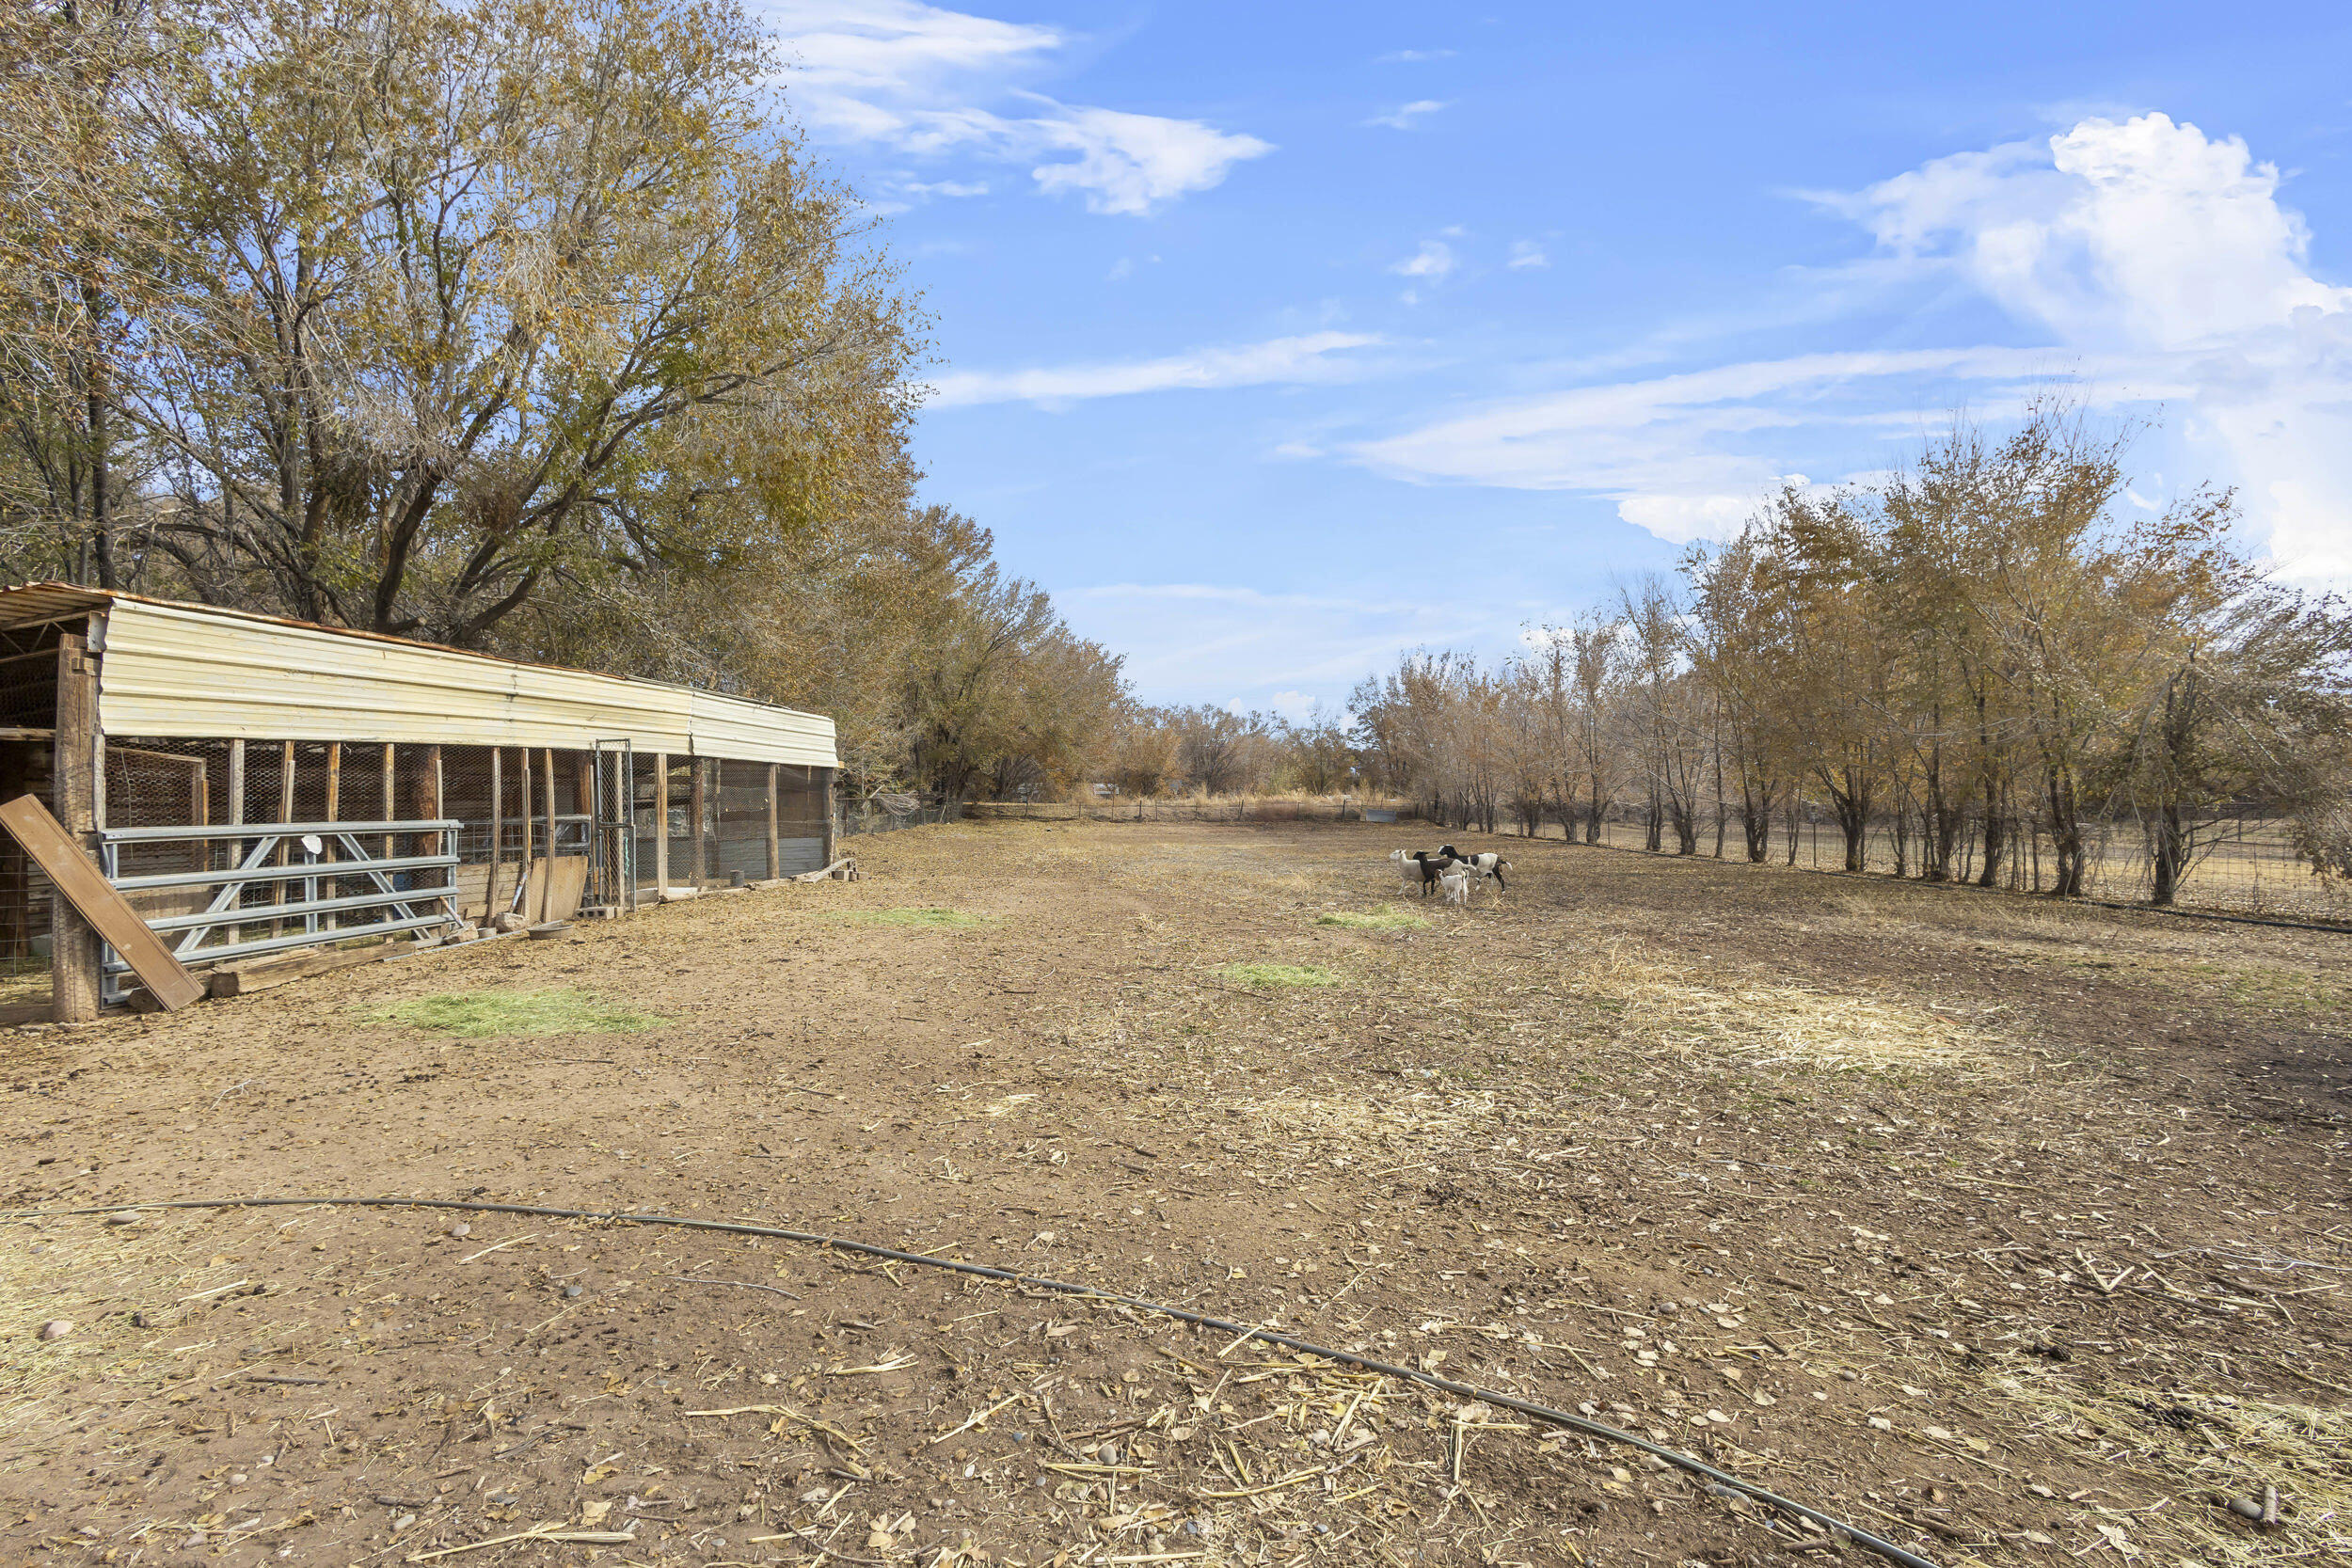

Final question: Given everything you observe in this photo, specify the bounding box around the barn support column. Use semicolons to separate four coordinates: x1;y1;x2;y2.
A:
820;766;836;870
540;748;555;922
653;752;669;895
765;764;780;880
50;632;101;1022
690;759;707;884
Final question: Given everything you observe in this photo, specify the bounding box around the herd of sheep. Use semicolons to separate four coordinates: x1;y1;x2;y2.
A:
1390;845;1511;905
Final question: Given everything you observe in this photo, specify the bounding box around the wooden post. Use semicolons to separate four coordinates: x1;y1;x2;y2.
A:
765;763;780;880
573;752;596;908
381;743;396;859
50;632;101;1022
516;748;532;916
653;752;669;895
540;747;555;921
690;758;707;885
820;766;836;871
226;739;246;950
322;742;341;931
274;741;294;933
427;745;445;927
486;747;504;924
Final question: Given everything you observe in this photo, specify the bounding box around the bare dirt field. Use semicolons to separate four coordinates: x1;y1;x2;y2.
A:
3;820;2347;1568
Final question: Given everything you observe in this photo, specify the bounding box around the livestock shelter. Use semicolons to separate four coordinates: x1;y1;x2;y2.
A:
0;584;837;1021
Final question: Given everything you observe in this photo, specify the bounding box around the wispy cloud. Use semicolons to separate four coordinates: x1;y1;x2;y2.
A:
1506;238;1549;269
1353;112;2352;575
1390;238;1456;279
1351;345;2095;541
1375;48;1455;63
1365;99;1446;131
925;331;1382;408
759;0;1270;215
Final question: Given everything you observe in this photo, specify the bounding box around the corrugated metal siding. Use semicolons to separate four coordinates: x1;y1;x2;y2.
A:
87;598;836;768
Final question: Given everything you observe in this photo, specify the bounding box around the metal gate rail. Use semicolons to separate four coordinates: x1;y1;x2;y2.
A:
96;819;462;989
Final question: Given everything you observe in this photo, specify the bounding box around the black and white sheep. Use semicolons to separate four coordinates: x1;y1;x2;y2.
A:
1438;846;1512;890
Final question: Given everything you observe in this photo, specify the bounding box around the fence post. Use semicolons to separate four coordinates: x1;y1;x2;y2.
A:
765;763;780;879
690;758;707;885
50;632;101;1022
653;752;669;895
821;767;836;868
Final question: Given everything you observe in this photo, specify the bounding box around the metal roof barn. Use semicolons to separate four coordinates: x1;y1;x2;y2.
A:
0;585;836;768
0;584;842;1022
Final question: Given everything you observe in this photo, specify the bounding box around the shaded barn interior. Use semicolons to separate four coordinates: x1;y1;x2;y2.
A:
0;585;838;1020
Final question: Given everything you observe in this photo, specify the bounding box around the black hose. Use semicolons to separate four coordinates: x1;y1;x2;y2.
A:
7;1196;1941;1568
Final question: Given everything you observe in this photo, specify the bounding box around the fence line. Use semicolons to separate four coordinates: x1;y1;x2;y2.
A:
1497;809;2352;924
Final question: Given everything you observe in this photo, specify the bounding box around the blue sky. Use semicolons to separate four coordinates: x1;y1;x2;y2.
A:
759;1;2352;712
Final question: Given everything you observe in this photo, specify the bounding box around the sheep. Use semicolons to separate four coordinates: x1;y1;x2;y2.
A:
1438;846;1512;890
1438;866;1471;905
1390;848;1461;896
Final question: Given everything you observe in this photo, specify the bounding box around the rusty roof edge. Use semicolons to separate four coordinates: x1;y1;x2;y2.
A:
0;581;832;729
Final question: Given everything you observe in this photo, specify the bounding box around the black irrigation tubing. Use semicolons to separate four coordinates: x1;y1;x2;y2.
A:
8;1194;1942;1568
1531;831;2352;937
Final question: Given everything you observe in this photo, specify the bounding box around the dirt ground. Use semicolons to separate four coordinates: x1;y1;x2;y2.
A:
3;819;2347;1568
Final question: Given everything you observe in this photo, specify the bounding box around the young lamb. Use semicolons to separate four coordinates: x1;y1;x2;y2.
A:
1438;866;1471;905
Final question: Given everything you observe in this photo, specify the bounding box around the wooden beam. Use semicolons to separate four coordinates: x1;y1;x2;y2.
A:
486;748;504;921
516;746;532;883
540;747;555;922
766;763;780;880
5;793;203;1011
381;743;397;860
653;752;669;894
49;634;101;1021
322;742;342;932
274;740;294;934
227;738;245;950
690;758;707;885
820;766;836;870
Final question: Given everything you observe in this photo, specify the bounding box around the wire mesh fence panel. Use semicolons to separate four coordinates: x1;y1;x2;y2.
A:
1485;802;2352;923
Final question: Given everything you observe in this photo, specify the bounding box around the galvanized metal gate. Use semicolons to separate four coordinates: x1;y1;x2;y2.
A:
97;817;461;998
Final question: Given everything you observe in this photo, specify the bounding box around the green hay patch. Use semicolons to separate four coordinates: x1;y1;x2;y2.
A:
364;989;666;1039
1219;962;1343;989
1314;907;1430;930
834;907;993;928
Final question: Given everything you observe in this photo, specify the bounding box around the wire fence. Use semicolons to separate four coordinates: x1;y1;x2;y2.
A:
1497;807;2352;923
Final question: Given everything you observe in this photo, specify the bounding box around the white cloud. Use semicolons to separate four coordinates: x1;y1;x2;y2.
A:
925;331;1381;408
1353;345;2072;509
1366;100;1446;131
1506;239;1548;269
1391;239;1456;280
759;1;1269;215
901;178;989;198
1376;48;1455;63
1831;111;2352;578
1026;104;1272;215
1357;112;2352;575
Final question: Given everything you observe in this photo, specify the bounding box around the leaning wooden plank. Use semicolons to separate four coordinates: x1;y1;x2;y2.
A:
0;794;206;1010
788;857;858;883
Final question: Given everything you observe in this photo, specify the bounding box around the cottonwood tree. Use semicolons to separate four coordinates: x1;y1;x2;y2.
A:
9;0;919;643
